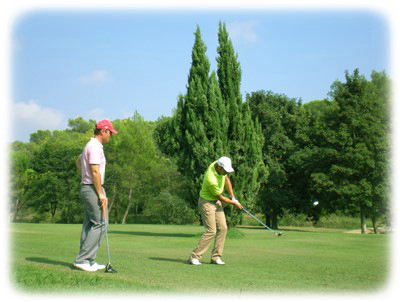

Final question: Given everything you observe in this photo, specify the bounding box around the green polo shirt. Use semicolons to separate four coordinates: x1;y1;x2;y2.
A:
199;161;226;201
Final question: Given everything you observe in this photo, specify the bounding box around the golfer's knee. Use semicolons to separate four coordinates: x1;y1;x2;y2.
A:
205;228;217;237
219;224;228;234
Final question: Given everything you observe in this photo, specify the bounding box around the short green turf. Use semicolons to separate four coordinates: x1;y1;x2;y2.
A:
10;223;390;294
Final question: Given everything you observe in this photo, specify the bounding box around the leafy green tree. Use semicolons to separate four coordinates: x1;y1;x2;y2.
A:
30;130;52;144
325;69;389;233
10;146;36;221
367;71;390;232
247;91;304;229
29;130;87;223
143;192;197;225
68;117;96;134
104;113;185;224
302;70;390;233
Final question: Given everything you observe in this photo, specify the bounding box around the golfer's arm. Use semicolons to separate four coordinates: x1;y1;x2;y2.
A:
217;194;235;205
90;164;104;198
217;177;236;205
225;176;235;199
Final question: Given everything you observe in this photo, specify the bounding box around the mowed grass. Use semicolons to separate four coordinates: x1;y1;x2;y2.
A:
10;223;390;294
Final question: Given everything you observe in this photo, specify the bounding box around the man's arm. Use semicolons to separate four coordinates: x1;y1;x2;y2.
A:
217;176;242;210
90;164;108;207
225;176;235;199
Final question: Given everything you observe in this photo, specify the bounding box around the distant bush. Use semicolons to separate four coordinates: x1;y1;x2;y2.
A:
241;210;375;230
279;212;314;227
143;192;197;225
279;212;373;229
315;214;372;229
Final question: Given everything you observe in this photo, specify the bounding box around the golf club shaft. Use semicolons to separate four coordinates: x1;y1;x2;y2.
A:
242;208;279;234
102;203;111;264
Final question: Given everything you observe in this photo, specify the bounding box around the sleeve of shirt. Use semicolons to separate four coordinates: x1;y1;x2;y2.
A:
88;145;102;165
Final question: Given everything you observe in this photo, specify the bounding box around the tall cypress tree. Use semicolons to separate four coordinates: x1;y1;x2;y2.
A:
206;71;228;158
217;22;244;156
216;22;266;225
156;26;226;206
176;26;212;203
155;24;266;225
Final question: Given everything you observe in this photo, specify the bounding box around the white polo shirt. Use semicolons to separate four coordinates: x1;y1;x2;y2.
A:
80;138;106;185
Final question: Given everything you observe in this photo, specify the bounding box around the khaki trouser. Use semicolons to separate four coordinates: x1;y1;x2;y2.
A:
190;198;228;262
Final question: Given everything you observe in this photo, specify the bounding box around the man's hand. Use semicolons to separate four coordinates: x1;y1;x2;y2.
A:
99;194;108;208
231;197;243;210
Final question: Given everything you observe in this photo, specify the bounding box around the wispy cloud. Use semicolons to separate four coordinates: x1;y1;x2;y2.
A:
79;70;110;85
13;100;64;128
227;21;259;44
12;100;65;141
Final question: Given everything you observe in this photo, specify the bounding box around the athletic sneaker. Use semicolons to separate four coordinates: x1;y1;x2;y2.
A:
73;262;97;272
188;258;202;265
91;263;106;270
211;258;225;265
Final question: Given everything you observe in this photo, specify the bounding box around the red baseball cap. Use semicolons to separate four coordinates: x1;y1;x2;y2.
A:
96;120;118;134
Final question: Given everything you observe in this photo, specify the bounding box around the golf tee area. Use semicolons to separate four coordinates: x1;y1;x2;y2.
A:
10;223;389;294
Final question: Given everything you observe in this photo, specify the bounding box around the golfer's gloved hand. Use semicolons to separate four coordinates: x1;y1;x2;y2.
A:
231;197;243;210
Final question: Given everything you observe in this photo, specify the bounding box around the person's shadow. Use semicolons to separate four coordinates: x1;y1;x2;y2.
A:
26;257;74;269
148;257;188;264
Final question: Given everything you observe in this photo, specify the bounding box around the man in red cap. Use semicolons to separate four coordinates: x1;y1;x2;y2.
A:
73;120;118;272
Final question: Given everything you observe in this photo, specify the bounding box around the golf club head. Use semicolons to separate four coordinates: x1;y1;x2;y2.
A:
275;232;283;237
105;263;117;273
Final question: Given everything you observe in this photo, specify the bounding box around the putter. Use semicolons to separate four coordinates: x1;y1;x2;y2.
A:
102;203;117;273
242;208;283;236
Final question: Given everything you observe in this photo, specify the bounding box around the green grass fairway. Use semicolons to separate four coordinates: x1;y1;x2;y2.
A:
10;223;389;294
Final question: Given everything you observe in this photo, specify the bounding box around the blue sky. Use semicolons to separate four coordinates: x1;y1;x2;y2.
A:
11;9;389;142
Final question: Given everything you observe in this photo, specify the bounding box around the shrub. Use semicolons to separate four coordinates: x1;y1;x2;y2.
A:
143;192;197;225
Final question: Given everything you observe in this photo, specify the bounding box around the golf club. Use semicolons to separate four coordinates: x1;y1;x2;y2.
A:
102;202;117;273
242;208;283;236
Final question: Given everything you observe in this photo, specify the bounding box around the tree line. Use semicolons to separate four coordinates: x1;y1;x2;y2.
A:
10;23;390;233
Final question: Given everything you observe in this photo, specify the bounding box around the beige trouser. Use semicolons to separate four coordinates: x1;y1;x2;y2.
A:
190;198;228;262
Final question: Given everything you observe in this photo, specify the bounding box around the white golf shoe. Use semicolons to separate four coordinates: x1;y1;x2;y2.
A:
91;263;106;270
73;262;97;272
188;258;202;265
211;258;225;265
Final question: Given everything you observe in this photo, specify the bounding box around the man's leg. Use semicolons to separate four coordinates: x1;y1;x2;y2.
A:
75;185;106;264
211;201;228;262
190;199;217;260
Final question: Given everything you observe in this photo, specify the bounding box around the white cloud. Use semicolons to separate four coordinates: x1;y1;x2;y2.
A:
226;21;259;44
79;70;110;85
12;100;65;141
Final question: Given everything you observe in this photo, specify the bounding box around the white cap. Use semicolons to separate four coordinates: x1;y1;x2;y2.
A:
217;156;234;173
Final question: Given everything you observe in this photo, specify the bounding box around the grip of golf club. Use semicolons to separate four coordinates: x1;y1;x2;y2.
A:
102;202;107;221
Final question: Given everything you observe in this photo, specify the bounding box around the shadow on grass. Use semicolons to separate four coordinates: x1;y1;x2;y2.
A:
108;231;196;238
148;257;189;264
237;226;309;232
26;257;73;269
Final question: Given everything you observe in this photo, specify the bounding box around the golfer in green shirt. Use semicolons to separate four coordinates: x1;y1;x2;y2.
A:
188;156;243;265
